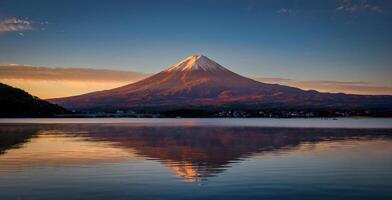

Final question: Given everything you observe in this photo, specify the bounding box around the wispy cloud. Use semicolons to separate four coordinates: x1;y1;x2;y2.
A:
0;18;32;32
0;64;148;82
254;77;392;95
0;64;150;98
0;17;49;34
336;0;382;13
276;8;296;15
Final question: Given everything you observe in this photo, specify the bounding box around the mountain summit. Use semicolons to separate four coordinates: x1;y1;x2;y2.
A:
165;55;228;72
49;55;392;113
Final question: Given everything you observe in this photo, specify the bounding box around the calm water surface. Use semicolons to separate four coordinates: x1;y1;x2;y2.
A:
0;118;392;199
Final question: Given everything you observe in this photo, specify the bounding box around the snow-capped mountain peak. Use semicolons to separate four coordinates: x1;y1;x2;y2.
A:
165;55;228;72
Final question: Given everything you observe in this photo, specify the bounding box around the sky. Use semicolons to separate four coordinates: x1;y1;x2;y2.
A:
0;0;392;98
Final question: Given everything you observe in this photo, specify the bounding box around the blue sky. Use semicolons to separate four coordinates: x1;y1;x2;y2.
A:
0;0;391;88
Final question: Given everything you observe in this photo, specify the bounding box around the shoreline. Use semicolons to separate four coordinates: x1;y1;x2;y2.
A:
1;117;392;129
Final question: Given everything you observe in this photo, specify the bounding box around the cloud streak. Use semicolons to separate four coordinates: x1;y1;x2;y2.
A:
0;64;149;98
336;0;382;13
254;77;392;95
276;8;296;15
0;64;148;82
0;18;33;32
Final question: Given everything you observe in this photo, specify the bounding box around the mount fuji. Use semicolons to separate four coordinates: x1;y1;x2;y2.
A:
49;55;392;113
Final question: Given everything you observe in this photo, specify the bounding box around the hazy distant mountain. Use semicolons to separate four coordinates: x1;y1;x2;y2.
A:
49;55;392;113
0;83;68;117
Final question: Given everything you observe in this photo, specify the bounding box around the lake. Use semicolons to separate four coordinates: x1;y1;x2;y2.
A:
1;118;392;199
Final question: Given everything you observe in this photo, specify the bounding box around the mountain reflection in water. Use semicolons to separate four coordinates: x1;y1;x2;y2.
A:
0;124;391;182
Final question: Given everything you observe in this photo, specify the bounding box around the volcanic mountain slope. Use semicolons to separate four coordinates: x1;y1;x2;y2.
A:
49;55;392;112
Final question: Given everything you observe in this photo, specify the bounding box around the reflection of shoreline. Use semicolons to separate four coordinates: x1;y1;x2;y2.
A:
0;124;391;181
0;131;140;174
0;126;39;155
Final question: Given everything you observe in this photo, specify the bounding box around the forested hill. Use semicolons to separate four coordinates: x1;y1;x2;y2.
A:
0;83;68;117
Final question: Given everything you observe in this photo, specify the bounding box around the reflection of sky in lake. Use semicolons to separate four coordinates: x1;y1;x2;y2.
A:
0;123;392;199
